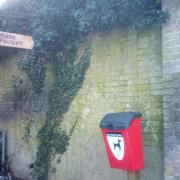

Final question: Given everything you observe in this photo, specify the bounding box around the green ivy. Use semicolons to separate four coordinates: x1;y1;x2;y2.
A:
1;0;169;179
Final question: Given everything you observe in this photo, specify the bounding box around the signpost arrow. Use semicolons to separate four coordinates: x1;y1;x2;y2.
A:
0;31;34;49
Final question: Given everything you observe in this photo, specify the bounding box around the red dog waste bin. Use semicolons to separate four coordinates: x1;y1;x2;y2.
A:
100;112;144;171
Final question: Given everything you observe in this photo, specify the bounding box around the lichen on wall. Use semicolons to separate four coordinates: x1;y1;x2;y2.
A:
0;27;163;180
55;28;163;180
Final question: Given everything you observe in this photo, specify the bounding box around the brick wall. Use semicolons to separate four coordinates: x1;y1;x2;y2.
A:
163;1;180;179
0;28;164;180
0;56;16;121
54;28;164;180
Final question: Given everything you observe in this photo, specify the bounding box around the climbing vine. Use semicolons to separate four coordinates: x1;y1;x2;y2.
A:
29;45;91;179
1;0;169;179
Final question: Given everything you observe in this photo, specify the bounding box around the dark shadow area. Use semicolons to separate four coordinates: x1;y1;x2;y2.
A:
0;130;25;180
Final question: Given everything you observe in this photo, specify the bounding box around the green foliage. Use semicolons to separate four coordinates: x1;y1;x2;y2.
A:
71;0;169;31
31;121;70;180
0;0;169;179
30;43;91;180
21;51;47;94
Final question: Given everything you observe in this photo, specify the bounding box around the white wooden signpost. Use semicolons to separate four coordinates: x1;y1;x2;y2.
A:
0;31;34;49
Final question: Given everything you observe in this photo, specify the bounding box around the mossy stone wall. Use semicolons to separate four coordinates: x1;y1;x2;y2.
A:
54;28;163;180
0;28;163;180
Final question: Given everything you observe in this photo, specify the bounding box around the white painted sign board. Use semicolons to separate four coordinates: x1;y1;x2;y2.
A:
0;31;34;49
107;133;125;160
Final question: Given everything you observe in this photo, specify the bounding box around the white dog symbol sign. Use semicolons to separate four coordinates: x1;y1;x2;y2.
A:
106;133;124;160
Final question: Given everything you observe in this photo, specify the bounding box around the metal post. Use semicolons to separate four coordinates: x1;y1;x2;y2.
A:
128;171;140;180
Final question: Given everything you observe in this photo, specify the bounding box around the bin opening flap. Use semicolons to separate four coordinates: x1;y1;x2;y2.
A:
100;112;142;130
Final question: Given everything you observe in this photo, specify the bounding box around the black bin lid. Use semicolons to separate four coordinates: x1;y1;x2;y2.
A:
100;112;142;130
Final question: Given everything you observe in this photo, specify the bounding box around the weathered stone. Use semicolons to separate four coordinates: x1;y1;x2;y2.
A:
163;1;180;179
4;29;159;179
